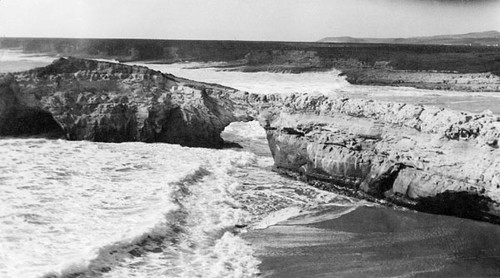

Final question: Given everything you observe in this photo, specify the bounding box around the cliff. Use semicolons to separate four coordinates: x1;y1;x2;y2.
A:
0;57;251;147
343;69;500;92
249;94;500;223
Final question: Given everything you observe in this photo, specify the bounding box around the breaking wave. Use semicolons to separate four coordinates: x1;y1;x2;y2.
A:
0;54;363;278
0;133;362;278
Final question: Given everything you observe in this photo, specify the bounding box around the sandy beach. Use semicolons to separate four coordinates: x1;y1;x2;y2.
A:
244;206;500;277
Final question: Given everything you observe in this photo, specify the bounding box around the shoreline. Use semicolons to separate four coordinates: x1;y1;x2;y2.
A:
273;167;500;225
243;205;500;277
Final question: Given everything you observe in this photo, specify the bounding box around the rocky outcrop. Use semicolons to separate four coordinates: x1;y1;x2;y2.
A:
0;57;251;147
251;93;500;223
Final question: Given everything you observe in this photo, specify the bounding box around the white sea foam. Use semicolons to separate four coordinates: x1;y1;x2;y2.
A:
0;140;188;277
278;205;361;226
223;120;267;141
97;151;262;278
0;50;56;73
0;139;263;278
0;49;55;63
0;135;360;277
252;206;304;229
127;62;350;95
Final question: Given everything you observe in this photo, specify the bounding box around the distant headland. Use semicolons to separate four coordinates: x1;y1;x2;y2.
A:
318;30;500;46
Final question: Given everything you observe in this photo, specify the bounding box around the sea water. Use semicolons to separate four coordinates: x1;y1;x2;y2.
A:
1;51;500;277
0;131;360;278
0;50;57;73
0;52;360;277
132;61;500;114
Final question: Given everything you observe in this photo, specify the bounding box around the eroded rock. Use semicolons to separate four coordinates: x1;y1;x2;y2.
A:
252;93;500;223
0;74;63;137
0;57;252;147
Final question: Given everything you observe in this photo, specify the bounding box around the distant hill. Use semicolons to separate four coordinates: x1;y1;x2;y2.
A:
318;31;500;46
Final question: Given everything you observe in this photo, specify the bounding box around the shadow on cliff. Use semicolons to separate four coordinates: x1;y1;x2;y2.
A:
0;74;64;138
0;108;64;138
413;191;500;225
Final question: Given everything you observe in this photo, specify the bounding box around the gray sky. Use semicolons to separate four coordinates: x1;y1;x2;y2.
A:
0;0;499;41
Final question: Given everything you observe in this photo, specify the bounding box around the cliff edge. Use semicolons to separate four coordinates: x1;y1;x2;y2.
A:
252;94;500;223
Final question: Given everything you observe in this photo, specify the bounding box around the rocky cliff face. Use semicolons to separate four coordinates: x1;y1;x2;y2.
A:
252;93;500;222
344;69;500;92
0;57;251;147
0;74;64;137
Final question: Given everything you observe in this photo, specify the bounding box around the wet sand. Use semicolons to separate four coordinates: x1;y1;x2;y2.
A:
244;206;500;277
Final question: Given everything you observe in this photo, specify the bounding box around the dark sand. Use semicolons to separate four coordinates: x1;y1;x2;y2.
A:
244;206;500;277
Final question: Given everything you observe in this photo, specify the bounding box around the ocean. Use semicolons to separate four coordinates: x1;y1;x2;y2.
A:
1;50;500;278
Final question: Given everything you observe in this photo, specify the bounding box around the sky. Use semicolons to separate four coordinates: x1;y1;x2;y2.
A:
0;0;499;41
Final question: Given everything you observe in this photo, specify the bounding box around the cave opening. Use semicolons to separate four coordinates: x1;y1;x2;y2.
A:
0;108;64;138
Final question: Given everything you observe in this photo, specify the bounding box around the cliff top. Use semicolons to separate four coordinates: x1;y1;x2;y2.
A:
28;57;170;78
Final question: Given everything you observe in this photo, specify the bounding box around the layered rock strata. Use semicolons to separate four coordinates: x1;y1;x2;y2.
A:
0;57;251;147
249;93;500;222
344;69;500;92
